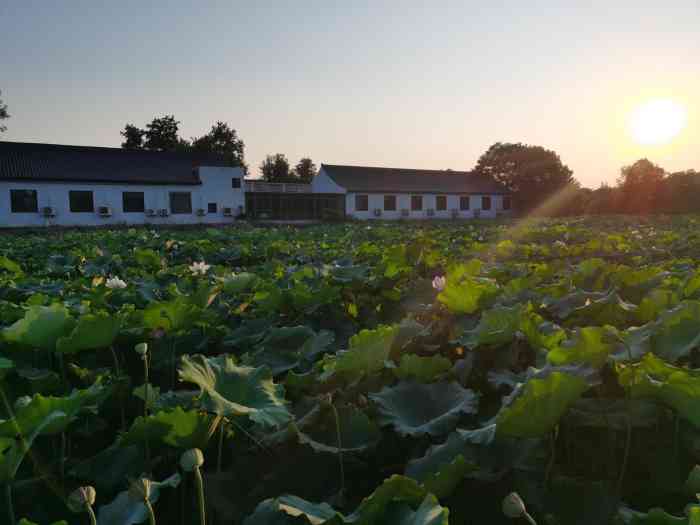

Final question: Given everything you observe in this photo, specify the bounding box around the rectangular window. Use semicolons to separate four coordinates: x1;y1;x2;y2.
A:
69;191;94;213
460;196;470;210
482;196;492;210
122;192;145;213
411;195;423;211
232;178;241;189
10;190;38;213
355;194;369;211
208;202;218;213
503;196;511;210
383;195;396;211
169;192;192;214
436;195;447;211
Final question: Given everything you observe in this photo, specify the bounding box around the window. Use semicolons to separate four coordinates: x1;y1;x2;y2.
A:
69;191;94;213
355;194;369;211
10;190;38;213
436;195;447;211
232;178;241;189
482;196;492;210
411;195;423;211
208;202;218;213
169;192;192;214
122;192;145;213
460;196;470;210
383;195;396;211
503;196;511;210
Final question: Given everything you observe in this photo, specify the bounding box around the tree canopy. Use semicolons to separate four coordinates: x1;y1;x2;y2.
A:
260;154;291;182
0;90;9;133
294;157;317;183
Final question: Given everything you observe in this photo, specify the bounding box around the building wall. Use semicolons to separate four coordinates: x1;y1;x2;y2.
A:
311;168;346;194
0;166;245;227
345;192;510;220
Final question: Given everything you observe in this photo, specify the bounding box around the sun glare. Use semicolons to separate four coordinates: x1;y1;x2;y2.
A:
628;99;687;146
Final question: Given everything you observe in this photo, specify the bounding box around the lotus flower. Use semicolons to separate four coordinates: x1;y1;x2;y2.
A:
432;275;446;292
189;261;210;275
105;276;127;289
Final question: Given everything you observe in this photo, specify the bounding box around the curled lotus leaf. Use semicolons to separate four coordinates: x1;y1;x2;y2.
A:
2;304;74;351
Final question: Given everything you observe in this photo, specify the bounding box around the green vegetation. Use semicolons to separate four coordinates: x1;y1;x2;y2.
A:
4;217;700;523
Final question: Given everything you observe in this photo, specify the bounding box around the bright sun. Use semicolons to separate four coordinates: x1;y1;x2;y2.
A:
629;99;687;146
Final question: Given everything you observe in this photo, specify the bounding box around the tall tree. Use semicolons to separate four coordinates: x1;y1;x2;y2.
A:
120;124;144;149
260;154;291;182
192;121;247;172
0;90;9;133
473;142;576;213
294;157;316;183
143;115;182;152
616;158;665;214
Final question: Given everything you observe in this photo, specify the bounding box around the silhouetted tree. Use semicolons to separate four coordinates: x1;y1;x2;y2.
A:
192;121;247;172
616;159;665;214
294;158;316;183
474;142;576;214
260;154;291;182
120;124;144;149
0;90;9;133
143;115;182;152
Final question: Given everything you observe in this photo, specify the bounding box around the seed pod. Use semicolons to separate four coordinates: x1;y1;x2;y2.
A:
128;477;153;502
134;342;149;356
502;492;527;518
67;486;96;513
180;448;205;472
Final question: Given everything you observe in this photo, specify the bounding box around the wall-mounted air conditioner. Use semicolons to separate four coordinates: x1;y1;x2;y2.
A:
373;208;382;217
222;207;234;217
97;206;112;217
196;208;206;216
42;206;56;217
158;209;169;217
426;208;435;217
145;209;157;217
400;209;409;217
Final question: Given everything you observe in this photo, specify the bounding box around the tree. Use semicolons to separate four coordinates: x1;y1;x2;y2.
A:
260;154;291;182
120;124;144;149
473;142;576;214
143;115;182;151
294;158;316;183
0;90;9;133
616;159;665;214
192;121;247;172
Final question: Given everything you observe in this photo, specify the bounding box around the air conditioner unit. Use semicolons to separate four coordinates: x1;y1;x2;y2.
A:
426;208;435;217
97;206;112;217
373;208;382;217
158;208;169;217
145;209;157;217
42;206;56;218
450;209;459;218
222;207;234;217
196;208;206;217
400;209;410;217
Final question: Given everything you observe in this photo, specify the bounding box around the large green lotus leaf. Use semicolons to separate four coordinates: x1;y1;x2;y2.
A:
2;304;74;351
438;276;499;315
97;472;180;525
55;311;122;354
243;327;333;376
562;398;661;431
495;365;598;438
179;354;291;427
370;381;479;437
18;519;68;525
638;289;680;323
519;316;567;353
0;381;111;438
0;356;14;380
120;407;215;450
393;354;452;383
616;504;695;524
71;443;145;492
618;353;700;427
405;425;494;498
222;272;258;294
133;247;162;271
0;410;66;483
647;301;700;362
460;304;526;350
297;404;381;454
0;255;23;277
547;325;619;368
142;296;202;332
330;324;400;382
547;289;638;327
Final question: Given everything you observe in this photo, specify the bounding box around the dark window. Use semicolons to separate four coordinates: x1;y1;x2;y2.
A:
436;195;447;211
10;190;38;213
411;195;423;211
232;178;241;189
384;195;396;211
208;202;218;213
460;196;470;210
170;192;192;214
503;196;511;210
122;192;145;213
355;194;369;211
69;191;94;213
482;196;492;210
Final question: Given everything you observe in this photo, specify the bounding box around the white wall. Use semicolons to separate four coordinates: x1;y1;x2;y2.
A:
345;192;511;220
0;166;245;228
311;168;346;194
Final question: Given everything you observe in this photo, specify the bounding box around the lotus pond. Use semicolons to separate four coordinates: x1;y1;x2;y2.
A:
3;217;700;524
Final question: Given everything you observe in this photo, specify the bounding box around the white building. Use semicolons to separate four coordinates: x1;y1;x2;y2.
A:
0;141;245;227
312;164;511;219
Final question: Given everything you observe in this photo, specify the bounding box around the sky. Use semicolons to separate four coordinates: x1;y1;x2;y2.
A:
1;1;699;188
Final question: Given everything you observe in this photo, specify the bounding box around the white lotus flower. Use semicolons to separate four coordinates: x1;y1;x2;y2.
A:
432;275;446;292
105;276;127;289
189;261;211;275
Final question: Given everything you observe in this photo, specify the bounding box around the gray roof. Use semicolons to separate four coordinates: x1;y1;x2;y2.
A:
0;141;230;185
320;164;508;194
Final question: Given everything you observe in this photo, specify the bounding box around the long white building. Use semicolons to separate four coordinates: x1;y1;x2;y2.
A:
0;141;245;227
312;164;511;220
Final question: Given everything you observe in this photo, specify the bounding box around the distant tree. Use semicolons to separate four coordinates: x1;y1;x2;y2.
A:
120;124;145;149
616;159;665;214
0;90;9;133
192;121;247;172
473;142;576;214
260;154;291;182
657;169;700;214
143;115;182;152
294;157;316;183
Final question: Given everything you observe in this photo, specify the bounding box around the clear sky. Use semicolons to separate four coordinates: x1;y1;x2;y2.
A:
1;1;698;187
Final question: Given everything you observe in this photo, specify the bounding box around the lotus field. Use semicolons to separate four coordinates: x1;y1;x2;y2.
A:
5;217;700;524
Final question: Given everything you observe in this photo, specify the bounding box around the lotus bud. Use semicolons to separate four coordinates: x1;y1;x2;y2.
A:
502;492;537;524
134;342;148;356
128;477;153;502
67;485;96;512
14;395;32;410
180;448;205;472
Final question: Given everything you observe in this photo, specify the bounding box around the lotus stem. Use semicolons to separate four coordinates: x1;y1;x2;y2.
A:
545;426;557;488
60;431;66;480
5;483;14;525
145;499;156;525
329;400;345;498
144;355;151;471
194;466;206;525
110;345;120;376
524;511;537;525
217;419;225;474
181;449;206;525
86;505;97;525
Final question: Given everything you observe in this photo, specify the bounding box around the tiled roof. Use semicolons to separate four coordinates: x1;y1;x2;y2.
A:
0;141;229;185
320;164;508;194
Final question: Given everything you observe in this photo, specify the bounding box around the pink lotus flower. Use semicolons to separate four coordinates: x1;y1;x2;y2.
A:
432;275;446;291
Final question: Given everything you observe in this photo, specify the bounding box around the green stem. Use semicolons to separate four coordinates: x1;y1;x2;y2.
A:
60;431;66;481
545;426;557;488
86;504;97;525
329;402;345;497
145;499;156;525
143;356;151;472
110;345;121;376
524;511;538;525
194;466;206;525
5;483;14;525
217;419;225;474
